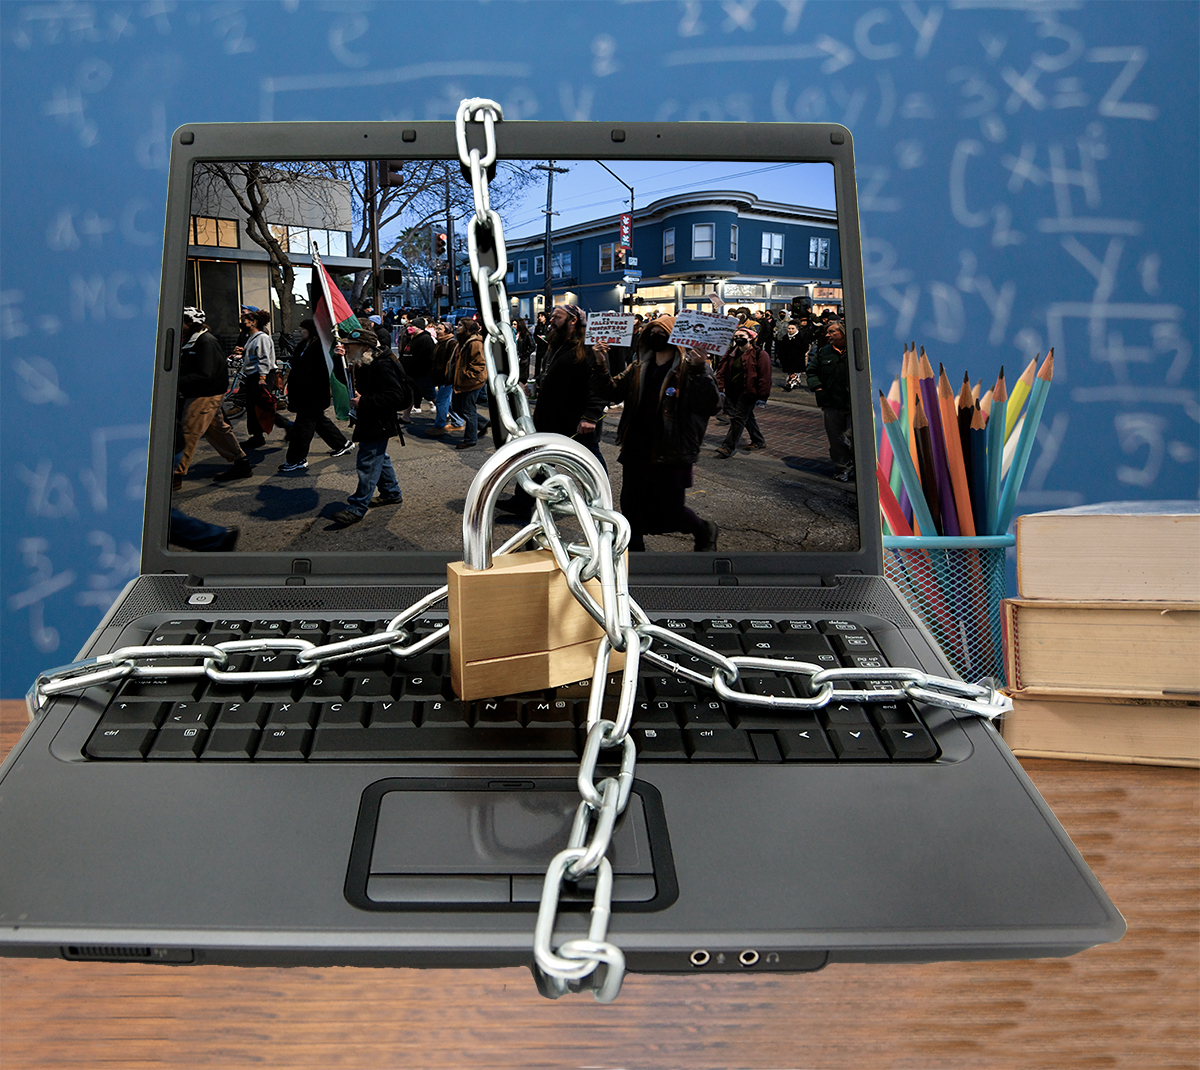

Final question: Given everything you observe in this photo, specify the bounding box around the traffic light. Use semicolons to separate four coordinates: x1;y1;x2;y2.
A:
614;246;626;269
434;233;447;259
378;160;404;187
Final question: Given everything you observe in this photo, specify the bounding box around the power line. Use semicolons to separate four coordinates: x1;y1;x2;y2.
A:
505;163;797;236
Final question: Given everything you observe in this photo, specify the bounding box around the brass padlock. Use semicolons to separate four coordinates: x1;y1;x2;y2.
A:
448;433;625;701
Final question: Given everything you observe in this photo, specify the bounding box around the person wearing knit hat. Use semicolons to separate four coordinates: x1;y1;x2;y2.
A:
593;314;721;552
714;323;771;459
528;304;608;465
493;303;608;517
330;329;406;525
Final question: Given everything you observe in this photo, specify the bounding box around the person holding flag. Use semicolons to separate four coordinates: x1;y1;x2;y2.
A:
310;243;360;422
276;319;354;473
330;327;406;525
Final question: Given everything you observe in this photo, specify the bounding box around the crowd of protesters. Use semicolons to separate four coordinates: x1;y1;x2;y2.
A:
171;296;851;548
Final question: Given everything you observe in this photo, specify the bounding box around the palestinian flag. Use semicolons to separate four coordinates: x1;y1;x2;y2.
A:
310;249;361;419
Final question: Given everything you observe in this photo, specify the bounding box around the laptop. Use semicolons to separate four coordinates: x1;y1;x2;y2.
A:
0;119;1123;988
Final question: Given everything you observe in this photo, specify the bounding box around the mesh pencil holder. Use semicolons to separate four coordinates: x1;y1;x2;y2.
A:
882;534;1015;685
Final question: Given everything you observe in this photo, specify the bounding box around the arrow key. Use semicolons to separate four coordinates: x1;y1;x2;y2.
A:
829;726;888;760
881;725;939;760
777;725;835;761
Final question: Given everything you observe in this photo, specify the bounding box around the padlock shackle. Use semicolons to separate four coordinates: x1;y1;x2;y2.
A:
462;433;613;570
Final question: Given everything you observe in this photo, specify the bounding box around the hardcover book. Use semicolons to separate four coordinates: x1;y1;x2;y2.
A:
1016;501;1200;602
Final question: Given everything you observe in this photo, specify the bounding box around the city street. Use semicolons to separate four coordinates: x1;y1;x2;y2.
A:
171;369;859;557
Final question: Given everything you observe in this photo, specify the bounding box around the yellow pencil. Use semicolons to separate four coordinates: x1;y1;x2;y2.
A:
1004;356;1038;442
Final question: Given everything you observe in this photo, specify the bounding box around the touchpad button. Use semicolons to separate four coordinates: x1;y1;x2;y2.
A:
366;788;654;905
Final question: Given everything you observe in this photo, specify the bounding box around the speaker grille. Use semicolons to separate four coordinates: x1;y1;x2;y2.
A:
631;577;911;627
108;576;444;625
109;575;907;626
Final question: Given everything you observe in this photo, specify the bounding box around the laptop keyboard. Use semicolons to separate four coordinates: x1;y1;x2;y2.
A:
82;617;940;763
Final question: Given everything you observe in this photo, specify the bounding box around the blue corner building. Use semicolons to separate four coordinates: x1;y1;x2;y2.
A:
504;191;842;321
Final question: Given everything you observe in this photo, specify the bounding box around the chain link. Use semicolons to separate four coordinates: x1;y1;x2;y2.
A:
27;99;1013;1004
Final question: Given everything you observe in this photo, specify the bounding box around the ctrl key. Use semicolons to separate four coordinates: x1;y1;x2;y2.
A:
85;726;155;760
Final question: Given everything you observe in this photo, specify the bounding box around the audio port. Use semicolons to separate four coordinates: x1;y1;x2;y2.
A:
739;949;759;967
690;949;711;967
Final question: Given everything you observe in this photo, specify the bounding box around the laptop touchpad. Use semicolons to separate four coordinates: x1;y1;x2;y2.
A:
355;784;667;908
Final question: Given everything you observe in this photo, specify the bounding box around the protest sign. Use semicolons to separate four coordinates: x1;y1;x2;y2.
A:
584;311;636;347
667;308;738;355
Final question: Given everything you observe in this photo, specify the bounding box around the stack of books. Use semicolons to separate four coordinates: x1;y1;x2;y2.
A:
1001;502;1200;767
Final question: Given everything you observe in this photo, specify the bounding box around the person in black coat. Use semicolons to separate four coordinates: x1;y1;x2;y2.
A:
174;306;250;489
806;321;854;481
531;304;607;464
594;313;721;551
278;320;353;473
331;328;405;524
402;317;437;420
775;315;817;391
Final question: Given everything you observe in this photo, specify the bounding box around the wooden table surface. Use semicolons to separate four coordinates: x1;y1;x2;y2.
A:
1;698;1196;1069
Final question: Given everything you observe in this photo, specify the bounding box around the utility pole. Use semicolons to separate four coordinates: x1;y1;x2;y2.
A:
597;161;634;310
444;164;456;312
367;161;381;312
534;161;569;315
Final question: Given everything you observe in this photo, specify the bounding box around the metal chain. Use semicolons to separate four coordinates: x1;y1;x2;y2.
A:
26;99;1013;1005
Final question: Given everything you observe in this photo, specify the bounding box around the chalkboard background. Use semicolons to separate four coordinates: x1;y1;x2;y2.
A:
2;1;1196;697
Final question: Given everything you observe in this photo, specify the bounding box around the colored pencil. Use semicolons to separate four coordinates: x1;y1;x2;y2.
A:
878;376;898;480
876;461;913;536
879;392;937;537
886;376;904;500
1001;414;1024;478
938;364;976;537
918;348;960;536
957;372;975;492
984;368;1007;534
1004;356;1038;441
903;346;920;515
969;404;989;536
980;388;993;418
912;394;942;536
995;350;1055;533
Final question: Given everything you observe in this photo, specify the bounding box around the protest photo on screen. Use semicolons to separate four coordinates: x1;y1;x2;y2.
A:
172;157;856;555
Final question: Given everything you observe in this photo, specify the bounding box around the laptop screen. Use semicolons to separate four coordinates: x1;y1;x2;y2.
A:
149;123;876;579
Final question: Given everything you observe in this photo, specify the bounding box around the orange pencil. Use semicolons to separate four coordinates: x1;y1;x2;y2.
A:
937;364;976;536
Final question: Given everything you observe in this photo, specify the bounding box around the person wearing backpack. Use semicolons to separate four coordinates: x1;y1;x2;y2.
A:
331;327;406;525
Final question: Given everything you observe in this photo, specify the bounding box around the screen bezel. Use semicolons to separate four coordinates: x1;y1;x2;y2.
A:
146;120;881;582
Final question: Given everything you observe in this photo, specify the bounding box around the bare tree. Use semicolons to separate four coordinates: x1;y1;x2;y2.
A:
192;161;347;330
190;158;538;325
341;159;538;306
